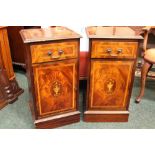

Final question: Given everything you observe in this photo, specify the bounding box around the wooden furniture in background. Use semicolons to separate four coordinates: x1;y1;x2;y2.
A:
136;26;155;103
0;82;7;109
0;45;8;109
7;26;40;67
0;67;16;109
0;26;24;109
20;26;81;128
84;26;143;122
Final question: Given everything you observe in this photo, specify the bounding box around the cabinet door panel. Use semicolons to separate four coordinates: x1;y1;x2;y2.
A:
89;60;134;110
33;59;77;117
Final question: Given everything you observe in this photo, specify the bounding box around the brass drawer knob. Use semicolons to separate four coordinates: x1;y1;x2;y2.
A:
117;49;123;53
58;50;64;55
47;51;52;56
106;48;112;53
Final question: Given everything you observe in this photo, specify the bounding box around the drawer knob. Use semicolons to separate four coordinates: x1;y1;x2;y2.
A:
117;49;123;53
58;50;64;55
48;51;52;56
106;48;112;53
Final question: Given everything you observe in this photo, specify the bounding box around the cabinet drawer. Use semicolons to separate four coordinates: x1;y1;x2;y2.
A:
31;41;78;64
91;40;138;59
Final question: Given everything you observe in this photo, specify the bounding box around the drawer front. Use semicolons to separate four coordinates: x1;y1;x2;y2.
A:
31;41;78;64
33;59;77;118
91;40;138;59
88;60;134;110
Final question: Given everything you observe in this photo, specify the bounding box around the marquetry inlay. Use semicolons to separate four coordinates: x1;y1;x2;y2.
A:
104;78;116;94
51;81;62;97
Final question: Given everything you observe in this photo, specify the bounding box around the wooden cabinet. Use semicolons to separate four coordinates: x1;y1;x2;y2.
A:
0;26;24;110
20;27;81;128
84;26;143;122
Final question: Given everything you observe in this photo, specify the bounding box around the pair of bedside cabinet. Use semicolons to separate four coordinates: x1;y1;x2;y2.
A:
20;26;143;128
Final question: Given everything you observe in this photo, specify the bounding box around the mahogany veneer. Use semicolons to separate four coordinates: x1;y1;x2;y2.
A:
84;26;143;122
20;26;81;128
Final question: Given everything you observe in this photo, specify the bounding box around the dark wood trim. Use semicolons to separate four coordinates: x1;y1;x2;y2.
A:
35;111;80;129
84;111;129;122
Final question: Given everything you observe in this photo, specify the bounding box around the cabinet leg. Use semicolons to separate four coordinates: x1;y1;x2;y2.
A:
0;84;7;110
9;78;24;104
0;68;24;105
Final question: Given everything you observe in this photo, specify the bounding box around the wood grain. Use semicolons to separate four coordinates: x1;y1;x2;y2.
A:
0;79;7;109
31;40;78;64
85;26;141;122
91;40;138;59
0;27;24;109
86;26;143;39
84;111;129;122
0;27;14;79
20;26;81;43
88;60;134;110
33;59;78;117
20;27;80;128
35;111;80;129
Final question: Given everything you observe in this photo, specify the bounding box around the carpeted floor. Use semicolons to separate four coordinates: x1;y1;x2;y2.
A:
0;70;155;129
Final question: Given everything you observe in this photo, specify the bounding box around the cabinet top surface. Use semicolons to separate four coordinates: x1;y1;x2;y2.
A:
0;26;7;29
86;26;143;40
20;26;82;43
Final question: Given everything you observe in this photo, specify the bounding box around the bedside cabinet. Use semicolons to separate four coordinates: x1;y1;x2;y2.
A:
84;26;143;122
20;27;81;128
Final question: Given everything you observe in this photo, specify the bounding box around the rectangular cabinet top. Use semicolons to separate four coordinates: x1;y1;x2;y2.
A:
0;26;7;29
20;26;82;43
86;26;143;40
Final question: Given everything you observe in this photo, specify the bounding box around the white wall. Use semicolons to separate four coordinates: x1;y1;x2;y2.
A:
41;25;89;52
66;25;89;52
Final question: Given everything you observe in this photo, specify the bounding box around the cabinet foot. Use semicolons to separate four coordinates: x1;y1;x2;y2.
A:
34;111;80;129
9;78;24;104
84;111;129;122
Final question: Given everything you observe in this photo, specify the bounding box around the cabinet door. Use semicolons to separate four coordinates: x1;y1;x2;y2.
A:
33;59;78;118
88;60;134;110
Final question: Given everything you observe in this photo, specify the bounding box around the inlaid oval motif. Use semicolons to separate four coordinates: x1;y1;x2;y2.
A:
51;81;62;97
104;78;116;94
